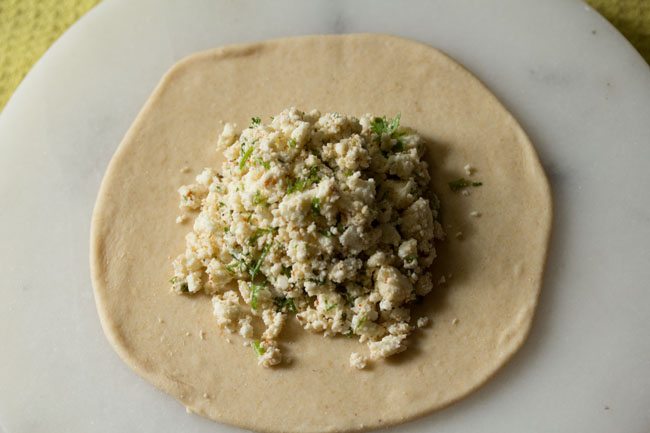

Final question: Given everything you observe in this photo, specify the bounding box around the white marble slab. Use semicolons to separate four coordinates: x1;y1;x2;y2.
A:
0;0;649;432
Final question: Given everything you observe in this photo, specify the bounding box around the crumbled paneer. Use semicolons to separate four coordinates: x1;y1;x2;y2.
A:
350;352;367;369
416;317;429;328
368;334;407;359
171;108;444;368
252;340;282;367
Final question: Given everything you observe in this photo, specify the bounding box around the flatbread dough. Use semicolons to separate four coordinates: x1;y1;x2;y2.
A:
90;34;552;433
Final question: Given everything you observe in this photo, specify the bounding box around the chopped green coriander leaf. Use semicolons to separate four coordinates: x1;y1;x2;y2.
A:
274;297;297;313
223;226;229;233
308;165;320;182
370;113;401;136
170;276;189;292
249;227;276;245
224;264;236;274
307;277;327;286
286;178;305;194
355;316;367;331
239;144;255;169
388;113;401;134
287;166;320;194
448;177;483;192
250;243;271;279
288;138;296;148
254;157;271;169
250;116;261;126
228;250;249;273
253;190;267;206
252;340;265;356
250;284;264;310
370;117;387;135
311;197;321;215
319;228;332;237
393;139;404;152
405;255;416;263
325;303;337;312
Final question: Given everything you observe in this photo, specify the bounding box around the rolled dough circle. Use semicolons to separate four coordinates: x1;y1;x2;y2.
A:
90;34;552;433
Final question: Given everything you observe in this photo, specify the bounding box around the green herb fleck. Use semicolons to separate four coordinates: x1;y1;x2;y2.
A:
311;197;321;215
393;139;404;152
250;243;271;279
223;226;229;233
355;316;367;331
286;178;306;194
250;284;264;310
388;113;401;133
404;255;416;263
307;277;327;285
239;144;255;170
254;157;271;169
170;276;189;292
252;340;265;356
228;250;249;273
274;297;297;313
370;113;401;137
249;227;276;245
251;116;261;126
287;166;320;194
325;303;337;312
308;165;320;181
253;191;267;206
448;178;483;192
319;228;332;237
288;138;296;148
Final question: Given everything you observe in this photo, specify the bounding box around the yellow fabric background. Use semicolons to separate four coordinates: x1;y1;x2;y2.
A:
0;0;649;110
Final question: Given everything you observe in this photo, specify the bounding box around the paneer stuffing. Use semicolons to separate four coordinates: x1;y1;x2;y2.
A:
171;108;444;369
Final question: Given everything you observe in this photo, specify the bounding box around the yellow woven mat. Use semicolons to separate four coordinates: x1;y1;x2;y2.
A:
1;0;649;110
